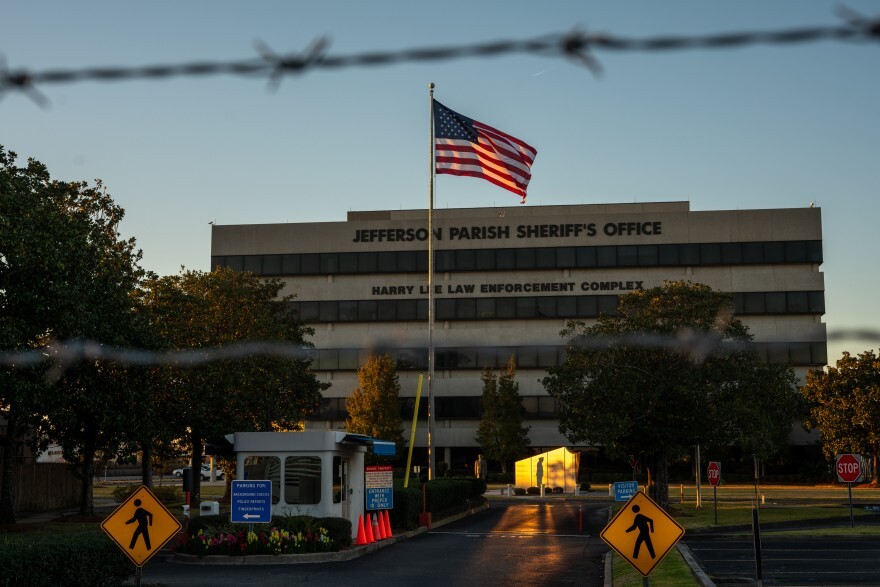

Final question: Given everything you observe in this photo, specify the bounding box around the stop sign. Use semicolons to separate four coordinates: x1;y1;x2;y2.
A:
836;453;863;483
707;461;721;487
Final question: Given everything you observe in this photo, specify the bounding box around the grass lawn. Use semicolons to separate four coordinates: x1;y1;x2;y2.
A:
612;548;701;587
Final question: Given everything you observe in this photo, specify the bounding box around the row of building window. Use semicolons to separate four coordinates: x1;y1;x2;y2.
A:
289;291;825;323
305;341;827;372
312;395;559;421
212;239;823;276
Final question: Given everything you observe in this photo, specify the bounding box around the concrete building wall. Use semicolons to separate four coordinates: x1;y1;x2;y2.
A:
211;202;825;454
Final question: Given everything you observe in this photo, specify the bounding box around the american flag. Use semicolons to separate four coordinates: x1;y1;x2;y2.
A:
433;100;537;204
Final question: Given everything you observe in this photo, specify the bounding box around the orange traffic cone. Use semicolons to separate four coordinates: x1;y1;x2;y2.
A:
372;512;384;540
383;509;393;538
378;512;388;540
364;512;375;543
355;515;367;546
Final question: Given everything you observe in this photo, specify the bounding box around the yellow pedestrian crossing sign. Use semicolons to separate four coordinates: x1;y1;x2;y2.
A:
101;485;182;567
600;490;685;577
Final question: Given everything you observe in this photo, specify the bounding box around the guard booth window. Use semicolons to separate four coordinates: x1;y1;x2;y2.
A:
243;456;281;504
284;456;322;505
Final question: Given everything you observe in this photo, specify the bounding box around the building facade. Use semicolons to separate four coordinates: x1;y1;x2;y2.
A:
211;202;825;467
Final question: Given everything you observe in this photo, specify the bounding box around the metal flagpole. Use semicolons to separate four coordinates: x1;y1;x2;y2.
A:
427;82;436;480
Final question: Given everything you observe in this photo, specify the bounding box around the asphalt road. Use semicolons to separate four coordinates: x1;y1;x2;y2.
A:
685;526;880;585
134;499;611;587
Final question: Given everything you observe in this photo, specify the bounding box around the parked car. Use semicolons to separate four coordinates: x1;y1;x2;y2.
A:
172;464;224;481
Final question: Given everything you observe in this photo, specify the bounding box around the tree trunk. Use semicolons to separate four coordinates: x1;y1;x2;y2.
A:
141;442;153;488
0;407;19;524
654;448;670;510
871;445;880;487
79;445;96;516
190;430;202;510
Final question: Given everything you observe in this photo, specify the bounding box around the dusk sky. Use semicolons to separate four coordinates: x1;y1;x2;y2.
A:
2;1;877;364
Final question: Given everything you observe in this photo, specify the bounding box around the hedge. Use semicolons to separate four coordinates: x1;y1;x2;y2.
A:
0;533;132;587
111;484;181;505
391;478;478;530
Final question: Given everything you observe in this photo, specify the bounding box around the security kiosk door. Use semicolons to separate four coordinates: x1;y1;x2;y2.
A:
334;456;350;520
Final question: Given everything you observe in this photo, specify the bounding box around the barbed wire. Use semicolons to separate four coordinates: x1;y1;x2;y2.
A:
1;11;878;105
1;329;877;381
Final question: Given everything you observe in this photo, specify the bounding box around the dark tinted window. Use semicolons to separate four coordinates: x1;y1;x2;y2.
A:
301;254;319;274
244;256;262;273
516;248;536;270
263;255;282;274
617;246;638;267
576;247;597;268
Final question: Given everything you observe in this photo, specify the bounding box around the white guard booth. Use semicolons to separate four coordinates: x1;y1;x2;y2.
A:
514;447;580;493
232;431;395;538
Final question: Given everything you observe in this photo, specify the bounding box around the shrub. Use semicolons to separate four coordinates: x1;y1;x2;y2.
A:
526;486;540;495
0;533;131;587
579;482;591;492
391;484;422;531
488;472;515;484
317;516;352;548
445;476;487;499
513;487;526;495
552;487;564;494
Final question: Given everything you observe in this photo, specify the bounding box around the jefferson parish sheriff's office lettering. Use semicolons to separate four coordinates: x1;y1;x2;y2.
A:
352;221;663;243
371;281;645;296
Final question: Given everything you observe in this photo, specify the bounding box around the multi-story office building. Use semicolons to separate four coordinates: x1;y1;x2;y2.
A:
211;202;825;467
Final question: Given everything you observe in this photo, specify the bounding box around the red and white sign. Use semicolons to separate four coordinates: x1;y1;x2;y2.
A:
707;461;721;487
836;453;863;484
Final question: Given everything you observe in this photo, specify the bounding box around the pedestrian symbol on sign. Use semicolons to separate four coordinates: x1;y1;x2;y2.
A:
625;505;655;559
125;499;153;550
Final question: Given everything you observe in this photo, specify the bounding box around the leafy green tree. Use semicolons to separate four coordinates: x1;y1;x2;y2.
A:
137;267;327;505
542;281;801;508
802;350;880;485
475;357;530;473
345;354;405;459
0;146;145;520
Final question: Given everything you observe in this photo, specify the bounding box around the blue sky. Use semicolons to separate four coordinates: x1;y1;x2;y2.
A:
2;1;877;364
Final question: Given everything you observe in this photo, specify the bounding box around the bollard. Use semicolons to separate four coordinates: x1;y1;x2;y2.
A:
680;484;684;502
540;484;545;498
506;483;512;496
578;505;583;534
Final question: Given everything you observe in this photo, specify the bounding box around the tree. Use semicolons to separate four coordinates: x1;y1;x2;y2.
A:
0;146;145;521
802;350;880;485
475;357;530;473
542;281;801;508
345;354;405;459
137;267;327;506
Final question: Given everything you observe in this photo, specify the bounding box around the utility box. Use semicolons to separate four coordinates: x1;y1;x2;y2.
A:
200;501;219;515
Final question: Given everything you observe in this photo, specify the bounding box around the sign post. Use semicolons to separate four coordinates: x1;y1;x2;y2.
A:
707;461;721;525
601;490;684;580
836;453;863;528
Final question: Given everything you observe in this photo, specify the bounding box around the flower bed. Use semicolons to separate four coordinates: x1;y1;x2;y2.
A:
174;525;335;557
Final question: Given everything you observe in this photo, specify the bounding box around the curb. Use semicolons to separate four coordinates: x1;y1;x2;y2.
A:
171;502;490;565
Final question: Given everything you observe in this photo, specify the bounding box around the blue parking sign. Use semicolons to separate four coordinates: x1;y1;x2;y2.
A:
613;481;639;501
231;480;272;523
